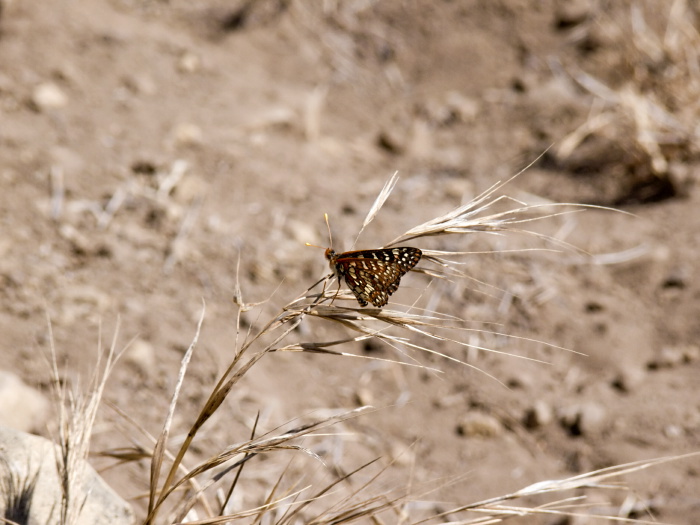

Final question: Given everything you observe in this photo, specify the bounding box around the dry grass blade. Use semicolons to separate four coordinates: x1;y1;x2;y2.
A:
283;299;576;379
358;171;399;235
150;407;372;520
147;301;205;523
218;411;260;514
46;314;125;525
173;488;310;525
101;401;211;515
0;456;39;525
276;458;379;524
414;452;700;525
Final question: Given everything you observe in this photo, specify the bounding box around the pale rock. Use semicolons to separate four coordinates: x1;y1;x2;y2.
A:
650;346;687;368
555;0;594;26
178;51;201;73
524;400;553;429
284;219;319;246
123;338;156;377
172;123;203;147
389;442;416;467
577;402;607;435
0;371;49;433
355;388;373;406
558;402;607;436
445;91;479;122
31;82;68;111
408;119;433;160
172;174;208;205
457;412;503;438
612;366;646;392
0;425;134;525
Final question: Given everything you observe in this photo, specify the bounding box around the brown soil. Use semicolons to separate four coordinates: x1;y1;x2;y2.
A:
1;0;699;523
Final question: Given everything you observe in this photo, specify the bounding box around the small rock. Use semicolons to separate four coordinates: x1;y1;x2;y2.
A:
123;74;156;96
664;425;683;439
171;123;203;147
555;0;594;27
388;442;416;467
433;393;463;409
172;174;207;205
408;119;433;160
612;366;646;392
31;82;68;111
0;371;49;433
178;51;201;73
506;371;534;390
123;338;156;377
648;346;687;369
558;402;607;436
684;345;700;362
660;266;689;290
422;97;453;125
377;127;406;154
59;224;103;256
578;402;607;435
284;219;319;246
523;400;553;429
355;388;373;406
445;91;479;122
457;412;503;438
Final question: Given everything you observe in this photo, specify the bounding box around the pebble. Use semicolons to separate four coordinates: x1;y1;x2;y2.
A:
178;51;201;73
554;0;594;27
408;119;433;160
123;338;156;377
612;366;646;392
172;174;207;205
663;425;683;439
0;371;49;433
523;400;553;429
388;442;416;467
31;82;68;111
558;402;607;436
284;219;319;246
171;123;203;147
577;402;607;435
456;412;503;438
59;224;102;256
377;126;406;154
648;345;699;369
445;91;479;122
355;388;374;406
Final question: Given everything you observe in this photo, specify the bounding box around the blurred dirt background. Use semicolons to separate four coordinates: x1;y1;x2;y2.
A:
1;0;699;522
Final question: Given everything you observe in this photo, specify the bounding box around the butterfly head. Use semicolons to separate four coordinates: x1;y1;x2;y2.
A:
324;248;336;262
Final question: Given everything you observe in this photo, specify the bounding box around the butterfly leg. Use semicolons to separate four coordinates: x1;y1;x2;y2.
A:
329;278;342;306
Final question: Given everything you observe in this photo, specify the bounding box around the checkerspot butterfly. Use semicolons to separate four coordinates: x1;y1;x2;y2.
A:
325;247;422;307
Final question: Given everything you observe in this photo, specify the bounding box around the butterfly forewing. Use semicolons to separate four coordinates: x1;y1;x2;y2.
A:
327;247;422;307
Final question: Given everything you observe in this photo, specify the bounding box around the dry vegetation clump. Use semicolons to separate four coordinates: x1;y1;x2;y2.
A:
549;0;700;204
38;172;694;525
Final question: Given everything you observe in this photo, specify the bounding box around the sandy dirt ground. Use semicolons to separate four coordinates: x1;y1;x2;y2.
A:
1;0;699;523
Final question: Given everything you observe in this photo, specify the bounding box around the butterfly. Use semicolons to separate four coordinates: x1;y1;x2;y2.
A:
325;247;422;307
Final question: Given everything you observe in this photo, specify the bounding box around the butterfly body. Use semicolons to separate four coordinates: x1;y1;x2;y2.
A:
325;247;422;307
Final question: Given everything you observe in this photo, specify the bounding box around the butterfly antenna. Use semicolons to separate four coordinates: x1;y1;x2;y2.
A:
324;213;333;249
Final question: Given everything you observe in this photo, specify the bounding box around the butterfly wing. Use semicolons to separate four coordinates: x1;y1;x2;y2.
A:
333;248;422;307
